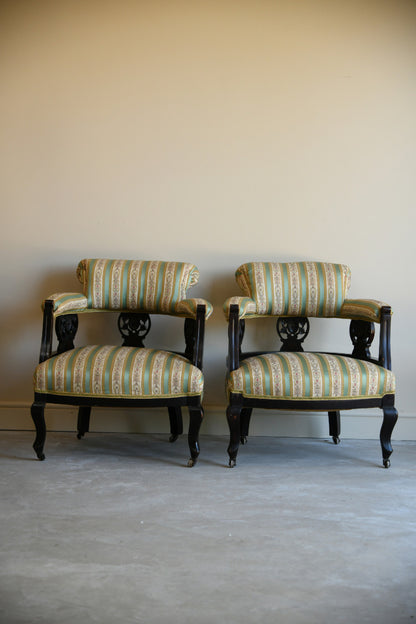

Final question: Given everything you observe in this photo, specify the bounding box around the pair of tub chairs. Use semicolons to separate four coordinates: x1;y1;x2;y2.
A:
31;259;397;468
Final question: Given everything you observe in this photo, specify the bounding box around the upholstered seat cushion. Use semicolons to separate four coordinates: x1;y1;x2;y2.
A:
34;346;204;399
227;352;395;401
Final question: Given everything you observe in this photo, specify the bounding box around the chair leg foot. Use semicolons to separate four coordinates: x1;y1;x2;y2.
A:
31;402;46;460
380;404;398;468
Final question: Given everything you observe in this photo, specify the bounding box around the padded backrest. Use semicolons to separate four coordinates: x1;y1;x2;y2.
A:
235;262;351;317
76;259;199;313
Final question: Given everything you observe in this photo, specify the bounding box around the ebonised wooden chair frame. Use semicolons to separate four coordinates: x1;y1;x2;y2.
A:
226;305;398;468
31;301;207;466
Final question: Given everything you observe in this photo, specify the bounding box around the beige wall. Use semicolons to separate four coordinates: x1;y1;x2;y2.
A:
1;0;415;438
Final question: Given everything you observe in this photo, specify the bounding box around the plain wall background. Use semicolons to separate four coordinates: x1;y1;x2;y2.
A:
1;0;415;438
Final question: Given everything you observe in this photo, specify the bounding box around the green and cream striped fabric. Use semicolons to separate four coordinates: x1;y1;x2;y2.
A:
76;259;202;315
47;293;88;316
34;346;204;399
233;262;351;318
228;352;395;400
223;296;258;319
340;299;389;323
175;298;214;318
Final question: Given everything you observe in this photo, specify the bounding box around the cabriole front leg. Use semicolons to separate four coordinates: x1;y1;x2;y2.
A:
31;401;46;460
380;404;398;468
227;397;243;467
187;406;203;467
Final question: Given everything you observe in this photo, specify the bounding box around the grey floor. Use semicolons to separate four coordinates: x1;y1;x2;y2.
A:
0;431;415;624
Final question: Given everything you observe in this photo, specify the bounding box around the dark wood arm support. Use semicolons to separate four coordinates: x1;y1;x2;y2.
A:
193;304;206;370
228;304;240;373
184;305;206;370
39;300;54;363
379;306;392;370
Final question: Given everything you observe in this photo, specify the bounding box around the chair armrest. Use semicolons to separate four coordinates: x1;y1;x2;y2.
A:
45;293;88;316
339;299;391;323
174;298;213;319
223;296;257;320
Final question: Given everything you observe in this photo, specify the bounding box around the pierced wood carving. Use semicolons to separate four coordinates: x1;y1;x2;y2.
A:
277;317;310;352
55;314;78;353
350;319;375;360
118;313;151;347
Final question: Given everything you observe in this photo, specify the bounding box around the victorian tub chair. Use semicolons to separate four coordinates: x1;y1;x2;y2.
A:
31;259;212;466
224;262;397;468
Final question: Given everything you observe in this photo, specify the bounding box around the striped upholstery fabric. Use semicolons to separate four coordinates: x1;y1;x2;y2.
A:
48;293;88;315
76;259;200;315
228;353;395;401
34;346;204;399
223;296;258;319
340;299;389;323
234;262;351;318
175;298;214;318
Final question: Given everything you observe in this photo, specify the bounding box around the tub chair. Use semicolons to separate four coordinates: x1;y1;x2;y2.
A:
224;261;397;468
31;259;212;466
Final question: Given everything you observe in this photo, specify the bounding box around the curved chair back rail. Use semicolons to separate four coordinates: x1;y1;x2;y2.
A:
235;261;351;317
47;259;213;319
78;258;198;314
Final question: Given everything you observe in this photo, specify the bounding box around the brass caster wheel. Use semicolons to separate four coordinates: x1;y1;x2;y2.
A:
332;436;340;445
169;434;178;443
240;436;248;445
383;459;391;469
229;458;236;468
187;458;196;467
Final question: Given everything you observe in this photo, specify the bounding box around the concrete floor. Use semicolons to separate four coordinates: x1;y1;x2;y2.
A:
0;431;415;624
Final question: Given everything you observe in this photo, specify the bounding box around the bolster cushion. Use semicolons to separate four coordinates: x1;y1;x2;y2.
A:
34;346;204;399
76;259;200;315
234;262;351;318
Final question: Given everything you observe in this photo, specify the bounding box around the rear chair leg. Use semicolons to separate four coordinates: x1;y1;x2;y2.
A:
77;406;91;439
168;407;183;443
380;405;398;468
31;402;46;460
328;410;341;444
240;408;252;445
187;406;203;467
